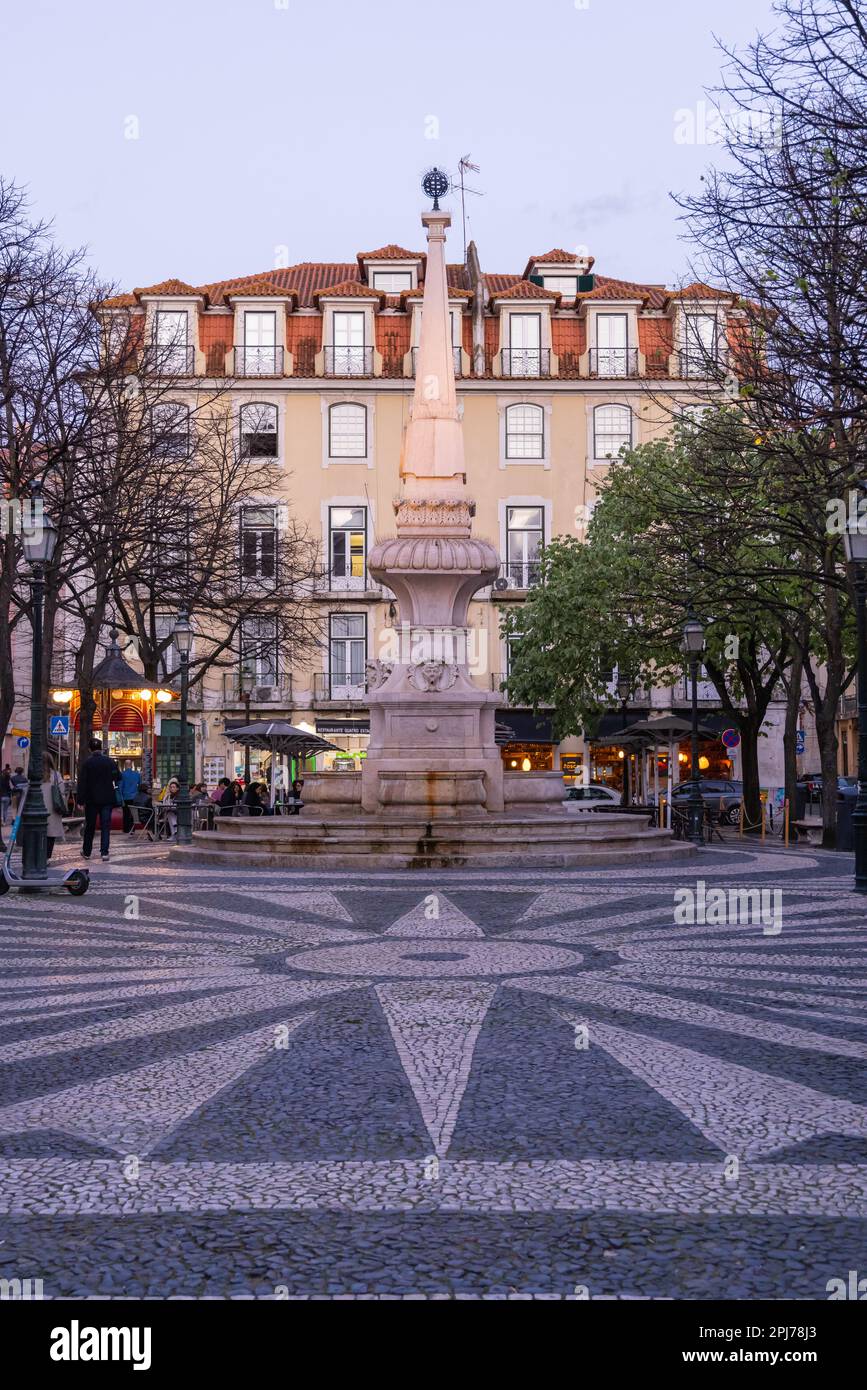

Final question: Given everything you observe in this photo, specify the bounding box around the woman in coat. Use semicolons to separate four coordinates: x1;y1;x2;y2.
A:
41;752;67;859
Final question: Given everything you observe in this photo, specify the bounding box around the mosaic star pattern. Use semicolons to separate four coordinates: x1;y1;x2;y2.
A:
0;842;865;1298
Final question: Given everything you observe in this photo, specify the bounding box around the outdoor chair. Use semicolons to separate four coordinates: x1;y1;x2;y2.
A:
128;805;156;841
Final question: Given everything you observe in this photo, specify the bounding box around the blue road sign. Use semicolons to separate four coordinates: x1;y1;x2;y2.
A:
795;729;806;755
16;736;29;748
50;714;69;736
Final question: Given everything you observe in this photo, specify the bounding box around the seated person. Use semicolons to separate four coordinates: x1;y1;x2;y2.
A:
159;778;180;837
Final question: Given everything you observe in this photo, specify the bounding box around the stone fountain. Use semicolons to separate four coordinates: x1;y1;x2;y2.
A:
172;188;688;868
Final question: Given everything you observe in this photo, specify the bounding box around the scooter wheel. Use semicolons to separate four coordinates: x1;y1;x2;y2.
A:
65;870;90;897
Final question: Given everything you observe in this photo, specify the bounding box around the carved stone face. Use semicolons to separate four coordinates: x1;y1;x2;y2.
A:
421;661;443;688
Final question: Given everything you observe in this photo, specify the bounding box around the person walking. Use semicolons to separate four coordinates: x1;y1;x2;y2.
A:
77;738;121;861
10;765;28;815
0;765;12;825
118;761;142;833
41;751;67;860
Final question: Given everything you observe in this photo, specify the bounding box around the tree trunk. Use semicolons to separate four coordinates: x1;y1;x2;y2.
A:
737;713;763;832
782;646;804;841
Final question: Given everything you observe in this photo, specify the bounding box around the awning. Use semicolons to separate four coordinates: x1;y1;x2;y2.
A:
495;710;554;744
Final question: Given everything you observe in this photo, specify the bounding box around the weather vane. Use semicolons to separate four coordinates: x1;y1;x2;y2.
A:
422;167;450;211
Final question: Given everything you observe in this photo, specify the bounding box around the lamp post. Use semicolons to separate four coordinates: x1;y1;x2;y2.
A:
617;670;631;806
173;610;193;845
239;664;254;784
21;487;59;879
843;515;867;893
681;611;706;846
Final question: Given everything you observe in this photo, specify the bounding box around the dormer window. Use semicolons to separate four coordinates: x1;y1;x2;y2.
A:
541;275;578;296
154;310;190;374
681;312;719;376
371;271;413;293
240;311;280;376
505;314;542;377
328;311;368;375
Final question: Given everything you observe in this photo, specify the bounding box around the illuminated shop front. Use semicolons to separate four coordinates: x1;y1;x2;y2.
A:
51;630;176;785
314;718;370;771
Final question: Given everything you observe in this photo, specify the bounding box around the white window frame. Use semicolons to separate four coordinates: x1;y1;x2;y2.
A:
504;403;544;460
591;402;633;462
321;393;374;468
328;402;367;459
497;395;552;469
239;402;279;458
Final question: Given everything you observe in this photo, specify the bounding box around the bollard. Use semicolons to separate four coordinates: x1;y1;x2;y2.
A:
784;796;790;848
739;800;744;837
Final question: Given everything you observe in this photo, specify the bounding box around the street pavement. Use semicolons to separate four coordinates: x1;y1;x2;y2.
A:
0;837;865;1299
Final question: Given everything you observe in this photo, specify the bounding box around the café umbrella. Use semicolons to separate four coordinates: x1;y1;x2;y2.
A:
620;714;719;816
223;721;338;809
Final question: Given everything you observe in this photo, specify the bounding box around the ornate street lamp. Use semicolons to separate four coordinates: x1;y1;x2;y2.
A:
843;512;867;893
173;610;193;845
681;611;706;846
239;663;255;784
616;669;632;806
21;487;59;879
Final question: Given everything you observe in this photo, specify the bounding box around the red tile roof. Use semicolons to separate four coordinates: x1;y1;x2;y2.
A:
99;293;138;309
402;285;473;301
489;278;561;305
357;244;423;261
664;281;737;305
133;278;202;298
312;279;384;305
521;248;588;278
224;278;297;302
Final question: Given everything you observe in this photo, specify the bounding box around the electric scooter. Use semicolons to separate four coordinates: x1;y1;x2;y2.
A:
0;783;89;896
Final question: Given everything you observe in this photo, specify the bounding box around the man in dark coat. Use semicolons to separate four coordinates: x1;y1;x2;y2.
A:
77;738;121;860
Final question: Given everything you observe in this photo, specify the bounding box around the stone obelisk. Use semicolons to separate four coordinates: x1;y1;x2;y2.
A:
363;192;503;816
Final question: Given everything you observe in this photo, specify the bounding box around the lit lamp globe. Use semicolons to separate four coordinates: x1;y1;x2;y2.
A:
521;757;532;772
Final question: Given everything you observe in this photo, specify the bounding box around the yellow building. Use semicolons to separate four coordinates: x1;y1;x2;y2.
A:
93;239;740;788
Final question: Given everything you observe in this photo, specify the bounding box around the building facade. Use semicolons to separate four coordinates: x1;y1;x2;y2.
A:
27;238;796;792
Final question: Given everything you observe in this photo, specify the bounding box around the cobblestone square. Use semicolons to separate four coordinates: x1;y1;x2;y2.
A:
0;841;864;1299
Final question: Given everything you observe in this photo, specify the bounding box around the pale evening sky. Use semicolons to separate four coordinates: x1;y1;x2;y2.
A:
2;0;780;291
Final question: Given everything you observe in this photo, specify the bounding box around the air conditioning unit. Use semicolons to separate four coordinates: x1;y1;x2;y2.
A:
253;685;281;702
493;576;510;591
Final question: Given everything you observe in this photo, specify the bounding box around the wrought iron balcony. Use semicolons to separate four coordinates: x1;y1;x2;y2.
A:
323;345;374;376
411;346;462;377
500;348;550;378
588;347;639;378
491;561;542;594
676;349;728;379
234;345;284;377
313;672;368;705
313;568;381;598
153;343;195;375
222;673;293;705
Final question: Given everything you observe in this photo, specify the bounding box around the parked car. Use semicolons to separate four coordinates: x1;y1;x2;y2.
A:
796;774;855;803
671;778;743;825
563;783;621;807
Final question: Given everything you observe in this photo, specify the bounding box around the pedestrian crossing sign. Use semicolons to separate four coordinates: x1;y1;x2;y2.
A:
50;714;69;737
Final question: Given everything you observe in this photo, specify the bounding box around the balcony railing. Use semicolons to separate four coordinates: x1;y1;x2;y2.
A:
235;345;284;377
153;343;195;375
491;561;542;594
222;673;293;705
677;349;728;380
323;345;374;376
314;568;381;597
313;672;367;704
588;347;639;378
411;346;462;377
501;348;551;378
